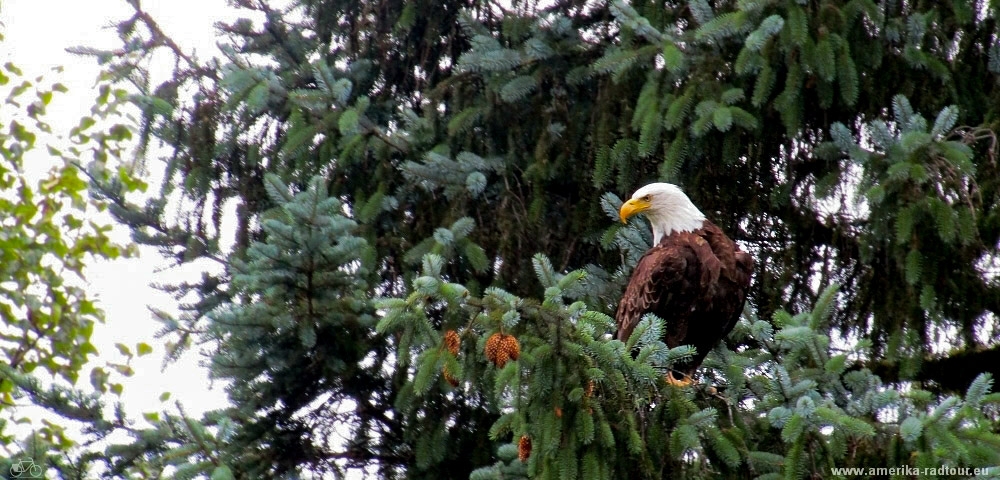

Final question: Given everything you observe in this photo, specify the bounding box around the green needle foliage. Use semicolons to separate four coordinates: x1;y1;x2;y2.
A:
8;0;999;478
0;31;141;475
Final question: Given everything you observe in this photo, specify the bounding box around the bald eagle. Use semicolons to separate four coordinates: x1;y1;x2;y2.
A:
616;183;753;386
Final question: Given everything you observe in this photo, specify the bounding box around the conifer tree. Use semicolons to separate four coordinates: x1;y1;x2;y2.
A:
15;0;1000;478
0;36;143;476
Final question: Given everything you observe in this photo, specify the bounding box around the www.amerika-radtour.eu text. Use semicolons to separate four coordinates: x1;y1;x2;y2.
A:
830;466;1000;477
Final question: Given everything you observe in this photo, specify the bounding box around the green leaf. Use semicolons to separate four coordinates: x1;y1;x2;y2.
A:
670;424;700;455
814;38;836;82
895;206;916;244
576;410;595;444
5;62;23;75
899;416;922;442
488;412;517;441
338;108;360;135
246;81;270;113
735;47;763;75
694;11;749;43
662;42;684;74
781;413;804;443
263;173;294;203
899;131;932;153
115;343;132;357
592;45;657;78
744;15;784;52
904;249;922;285
532;254;557;288
837;413;876;438
413;349;441;395
661;132;688;181
463;242;490;273
748;450;785;472
751;63;775;106
664;89;695;130
433;227;455;246
784;6;808;46
956;207;976;244
298;323;317;348
720;88;745;105
929;198;956;243
466;171;487;195
712;106;733;132
707;427;741;468
825;354;847;375
136;342;153;356
809;283;839;329
837;51;859;106
965;373;993;407
929;106;958;137
448;106;483;136
500;75;539;103
919;284;937;310
211;466;236;480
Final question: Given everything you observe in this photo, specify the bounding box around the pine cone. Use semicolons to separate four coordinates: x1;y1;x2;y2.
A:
485;332;503;365
518;435;532;462
485;333;520;368
444;330;460;356
585;379;595;398
499;334;520;362
443;366;459;387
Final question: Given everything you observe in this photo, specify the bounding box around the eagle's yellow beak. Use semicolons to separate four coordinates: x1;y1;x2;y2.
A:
619;198;651;223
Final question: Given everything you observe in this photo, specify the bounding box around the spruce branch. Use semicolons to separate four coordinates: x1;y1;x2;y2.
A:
124;4;220;82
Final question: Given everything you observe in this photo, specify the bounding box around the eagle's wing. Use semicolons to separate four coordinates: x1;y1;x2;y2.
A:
718;249;754;335
734;250;754;288
615;243;695;345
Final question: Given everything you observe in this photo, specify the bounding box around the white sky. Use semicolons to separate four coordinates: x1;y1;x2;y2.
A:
3;4;370;478
1;0;240;447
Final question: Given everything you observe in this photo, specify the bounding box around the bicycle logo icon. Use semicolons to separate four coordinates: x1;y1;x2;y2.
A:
9;458;44;478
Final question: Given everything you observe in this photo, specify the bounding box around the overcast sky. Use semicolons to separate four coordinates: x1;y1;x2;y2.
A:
2;0;240;429
3;3;371;477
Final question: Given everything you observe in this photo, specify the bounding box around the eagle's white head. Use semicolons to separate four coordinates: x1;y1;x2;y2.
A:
619;183;706;245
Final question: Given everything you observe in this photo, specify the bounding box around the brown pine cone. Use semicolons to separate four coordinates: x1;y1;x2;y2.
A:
518;435;532;462
499;334;520;362
443;366;459;387
485;332;503;365
485;333;520;368
444;330;460;356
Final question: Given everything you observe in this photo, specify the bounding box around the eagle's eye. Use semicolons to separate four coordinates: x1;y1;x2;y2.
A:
642;195;651;202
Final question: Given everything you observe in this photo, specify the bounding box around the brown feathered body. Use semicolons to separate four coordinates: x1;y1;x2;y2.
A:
615;219;753;380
